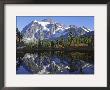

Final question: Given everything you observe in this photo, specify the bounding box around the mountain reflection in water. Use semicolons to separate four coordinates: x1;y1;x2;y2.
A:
16;51;94;74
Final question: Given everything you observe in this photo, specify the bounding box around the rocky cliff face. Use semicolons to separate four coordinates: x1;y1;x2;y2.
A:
21;19;93;42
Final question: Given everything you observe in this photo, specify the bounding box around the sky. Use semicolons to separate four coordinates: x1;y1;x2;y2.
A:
16;16;94;31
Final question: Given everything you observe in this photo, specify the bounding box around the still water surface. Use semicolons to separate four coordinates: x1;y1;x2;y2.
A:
16;51;94;74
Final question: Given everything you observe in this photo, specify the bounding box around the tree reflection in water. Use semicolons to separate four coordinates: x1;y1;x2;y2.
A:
16;51;94;74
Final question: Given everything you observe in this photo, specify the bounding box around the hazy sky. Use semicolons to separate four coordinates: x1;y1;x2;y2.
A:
16;16;94;31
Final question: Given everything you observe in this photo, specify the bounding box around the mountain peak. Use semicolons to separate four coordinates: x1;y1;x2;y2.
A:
21;19;93;43
41;18;54;23
82;26;90;32
33;20;38;23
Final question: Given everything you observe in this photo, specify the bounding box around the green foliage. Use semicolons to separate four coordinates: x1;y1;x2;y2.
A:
16;28;23;43
17;26;94;50
25;41;38;50
25;36;93;49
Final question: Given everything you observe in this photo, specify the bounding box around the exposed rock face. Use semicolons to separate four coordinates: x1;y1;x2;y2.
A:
21;19;93;42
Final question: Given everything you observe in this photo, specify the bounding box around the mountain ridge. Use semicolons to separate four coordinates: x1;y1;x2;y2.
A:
20;19;93;43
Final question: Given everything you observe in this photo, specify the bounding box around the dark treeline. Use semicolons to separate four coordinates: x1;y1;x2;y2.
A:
16;28;94;52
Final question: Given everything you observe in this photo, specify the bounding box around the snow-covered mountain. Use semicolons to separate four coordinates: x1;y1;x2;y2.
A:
21;19;92;42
